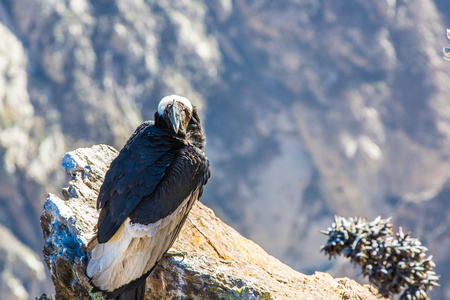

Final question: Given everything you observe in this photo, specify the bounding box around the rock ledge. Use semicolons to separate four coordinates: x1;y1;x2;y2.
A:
40;144;383;299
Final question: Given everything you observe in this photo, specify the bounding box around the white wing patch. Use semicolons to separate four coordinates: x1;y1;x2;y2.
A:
86;191;199;292
157;95;193;116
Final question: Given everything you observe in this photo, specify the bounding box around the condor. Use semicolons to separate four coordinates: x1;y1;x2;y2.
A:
87;95;210;300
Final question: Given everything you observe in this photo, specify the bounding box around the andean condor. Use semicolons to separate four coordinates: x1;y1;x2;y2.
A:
86;95;210;300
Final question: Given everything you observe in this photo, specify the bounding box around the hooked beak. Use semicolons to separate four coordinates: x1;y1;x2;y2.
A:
168;100;184;134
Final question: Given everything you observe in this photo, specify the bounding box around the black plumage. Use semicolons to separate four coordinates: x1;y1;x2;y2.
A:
86;95;210;300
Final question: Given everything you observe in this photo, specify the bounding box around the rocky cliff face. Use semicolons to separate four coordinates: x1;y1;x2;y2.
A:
0;0;449;298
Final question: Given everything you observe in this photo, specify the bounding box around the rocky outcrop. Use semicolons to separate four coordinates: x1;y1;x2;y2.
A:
40;145;383;299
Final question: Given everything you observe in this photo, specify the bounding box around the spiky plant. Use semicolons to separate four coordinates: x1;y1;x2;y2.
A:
321;216;439;300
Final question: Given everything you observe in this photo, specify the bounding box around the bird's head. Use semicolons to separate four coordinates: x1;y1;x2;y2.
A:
157;95;193;135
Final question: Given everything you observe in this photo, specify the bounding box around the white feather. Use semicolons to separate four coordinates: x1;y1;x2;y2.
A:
157;95;193;116
87;192;198;292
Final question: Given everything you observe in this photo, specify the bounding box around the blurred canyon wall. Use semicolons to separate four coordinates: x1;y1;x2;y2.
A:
0;0;449;298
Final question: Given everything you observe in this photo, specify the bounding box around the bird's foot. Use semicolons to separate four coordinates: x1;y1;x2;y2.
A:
163;250;188;261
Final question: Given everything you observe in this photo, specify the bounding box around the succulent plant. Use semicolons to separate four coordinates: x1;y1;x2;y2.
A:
321;216;439;300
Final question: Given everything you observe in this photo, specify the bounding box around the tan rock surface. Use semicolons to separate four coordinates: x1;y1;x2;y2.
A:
41;144;383;299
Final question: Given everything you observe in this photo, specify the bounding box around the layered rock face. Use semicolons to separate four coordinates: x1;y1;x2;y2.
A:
41;145;383;300
0;0;449;298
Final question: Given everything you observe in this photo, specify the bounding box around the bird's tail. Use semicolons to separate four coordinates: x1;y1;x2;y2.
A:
111;280;145;300
104;269;152;300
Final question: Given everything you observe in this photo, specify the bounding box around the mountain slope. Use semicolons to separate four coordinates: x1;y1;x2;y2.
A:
0;0;449;298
